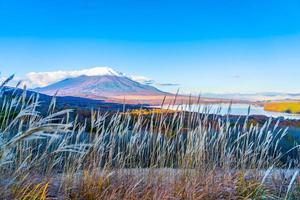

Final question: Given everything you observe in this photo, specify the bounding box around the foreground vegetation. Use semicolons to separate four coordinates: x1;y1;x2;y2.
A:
1;78;300;199
265;101;300;114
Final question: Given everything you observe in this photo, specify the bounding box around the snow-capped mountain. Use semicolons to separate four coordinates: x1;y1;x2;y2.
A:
34;70;168;100
25;66;157;88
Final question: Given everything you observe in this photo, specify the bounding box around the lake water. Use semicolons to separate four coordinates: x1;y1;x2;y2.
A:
160;103;300;120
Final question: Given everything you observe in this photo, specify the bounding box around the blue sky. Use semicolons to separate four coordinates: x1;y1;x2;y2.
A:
0;0;300;94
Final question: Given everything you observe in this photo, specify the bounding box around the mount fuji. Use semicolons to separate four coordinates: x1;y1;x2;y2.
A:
33;67;169;102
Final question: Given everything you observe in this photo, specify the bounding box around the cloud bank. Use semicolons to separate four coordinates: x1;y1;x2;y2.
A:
129;75;155;85
157;83;180;87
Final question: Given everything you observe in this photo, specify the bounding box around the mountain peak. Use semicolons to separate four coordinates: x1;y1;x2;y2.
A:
34;73;168;100
79;66;124;77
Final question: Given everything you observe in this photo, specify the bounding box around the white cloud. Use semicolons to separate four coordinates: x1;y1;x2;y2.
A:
157;83;180;87
22;67;154;88
130;75;154;85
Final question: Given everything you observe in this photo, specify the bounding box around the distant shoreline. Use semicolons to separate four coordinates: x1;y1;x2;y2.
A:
264;101;300;114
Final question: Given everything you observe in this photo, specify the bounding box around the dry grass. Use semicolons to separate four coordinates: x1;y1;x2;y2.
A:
13;181;49;200
68;170;241;200
1;77;300;199
9;169;300;199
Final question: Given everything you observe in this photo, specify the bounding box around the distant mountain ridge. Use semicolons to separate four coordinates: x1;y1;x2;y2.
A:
203;92;300;101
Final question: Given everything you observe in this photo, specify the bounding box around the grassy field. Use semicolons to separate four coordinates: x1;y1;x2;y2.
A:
1;78;300;199
264;101;300;113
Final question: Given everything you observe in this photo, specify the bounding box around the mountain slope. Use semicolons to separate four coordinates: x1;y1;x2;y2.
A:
34;75;168;100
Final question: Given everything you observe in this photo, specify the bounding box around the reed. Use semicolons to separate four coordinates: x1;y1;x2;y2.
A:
0;77;299;199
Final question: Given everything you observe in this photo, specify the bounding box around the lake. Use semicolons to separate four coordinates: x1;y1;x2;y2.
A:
159;103;300;120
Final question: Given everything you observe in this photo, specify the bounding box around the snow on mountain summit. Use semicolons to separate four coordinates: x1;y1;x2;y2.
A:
78;67;124;77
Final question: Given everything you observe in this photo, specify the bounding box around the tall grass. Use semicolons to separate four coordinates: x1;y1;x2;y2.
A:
0;78;299;199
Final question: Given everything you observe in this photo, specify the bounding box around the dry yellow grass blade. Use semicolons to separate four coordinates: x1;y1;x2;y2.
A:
15;182;49;200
